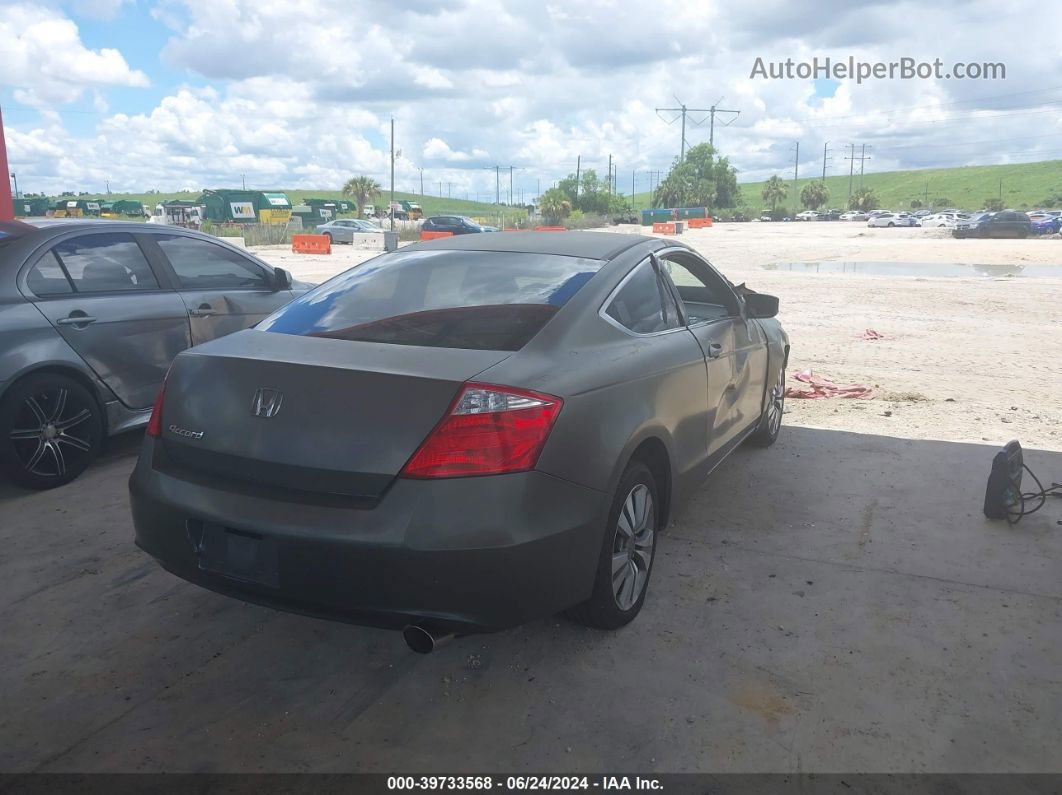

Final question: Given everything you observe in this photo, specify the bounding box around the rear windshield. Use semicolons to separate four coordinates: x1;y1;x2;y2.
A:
259;249;603;351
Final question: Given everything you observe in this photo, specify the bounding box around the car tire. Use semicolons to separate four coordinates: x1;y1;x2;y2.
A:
0;373;103;490
323;232;333;244
568;461;659;630
749;367;785;447
887;222;895;227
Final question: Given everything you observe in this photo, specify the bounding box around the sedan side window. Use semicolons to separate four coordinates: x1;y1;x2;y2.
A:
605;260;680;334
660;253;740;324
26;252;74;296
154;234;271;290
53;233;159;293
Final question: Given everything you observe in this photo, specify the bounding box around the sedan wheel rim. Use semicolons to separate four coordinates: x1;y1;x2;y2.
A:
9;388;93;478
767;379;784;435
611;484;655;611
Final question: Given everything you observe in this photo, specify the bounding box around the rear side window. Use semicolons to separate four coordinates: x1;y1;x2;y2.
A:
154;234;270;289
604;260;679;334
53;233;159;293
259;249;603;351
26;252;74;296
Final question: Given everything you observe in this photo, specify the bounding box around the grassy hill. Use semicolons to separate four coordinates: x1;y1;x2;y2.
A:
68;188;528;222
631;159;1062;213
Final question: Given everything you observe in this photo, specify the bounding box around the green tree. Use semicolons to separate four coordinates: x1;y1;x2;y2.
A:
983;197;1004;212
848;186;880;212
800;181;830;210
910;198;923;209
538;187;573;222
651;143;739;210
342;176;381;212
761;175;788;211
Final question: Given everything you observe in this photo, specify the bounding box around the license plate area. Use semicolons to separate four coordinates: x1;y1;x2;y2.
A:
189;520;279;588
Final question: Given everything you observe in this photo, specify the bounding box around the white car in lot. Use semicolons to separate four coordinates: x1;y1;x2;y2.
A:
795;210;821;221
920;212;965;228
867;212;917;228
839;210;868;221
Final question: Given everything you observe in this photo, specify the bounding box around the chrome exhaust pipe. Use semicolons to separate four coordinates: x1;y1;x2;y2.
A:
402;623;454;654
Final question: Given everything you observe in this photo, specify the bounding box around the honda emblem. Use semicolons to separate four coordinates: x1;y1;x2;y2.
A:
251;387;284;418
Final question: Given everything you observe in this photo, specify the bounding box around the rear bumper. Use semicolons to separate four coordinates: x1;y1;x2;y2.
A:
129;438;608;632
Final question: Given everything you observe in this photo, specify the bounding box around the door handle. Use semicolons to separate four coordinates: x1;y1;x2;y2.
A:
706;342;723;359
57;315;97;326
188;307;215;317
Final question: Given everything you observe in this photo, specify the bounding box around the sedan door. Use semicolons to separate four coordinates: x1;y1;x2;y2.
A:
22;232;191;410
146;232;294;346
658;251;769;455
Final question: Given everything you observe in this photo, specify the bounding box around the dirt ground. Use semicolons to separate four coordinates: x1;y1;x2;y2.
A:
261;223;1062;452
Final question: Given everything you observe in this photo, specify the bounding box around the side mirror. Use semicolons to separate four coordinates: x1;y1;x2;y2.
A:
744;292;779;319
273;267;293;291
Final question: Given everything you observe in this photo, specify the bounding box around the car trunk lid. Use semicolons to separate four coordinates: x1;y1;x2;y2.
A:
158;329;510;500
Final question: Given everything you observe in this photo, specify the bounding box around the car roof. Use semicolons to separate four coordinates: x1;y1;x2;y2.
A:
403;230;656;260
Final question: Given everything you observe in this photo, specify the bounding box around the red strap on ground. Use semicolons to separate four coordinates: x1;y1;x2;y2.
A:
785;369;875;400
859;329;886;340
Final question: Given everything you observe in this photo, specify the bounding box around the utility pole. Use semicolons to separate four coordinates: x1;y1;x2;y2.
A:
509;166;514;205
656;99;710;161
846;144;856;204
11;172;19;200
632;170;636;206
707;100;741;149
105;179;110;195
859;144;870;188
438;181;443;197
607;155;612;196
418;167;423;196
389;116;395;231
822;141;830;182
481;166;502;204
792;142;800;213
447;182;453;199
241;174;246;190
575;156;581;199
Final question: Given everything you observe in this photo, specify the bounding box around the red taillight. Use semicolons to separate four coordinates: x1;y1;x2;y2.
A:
401;382;563;478
146;380;167;438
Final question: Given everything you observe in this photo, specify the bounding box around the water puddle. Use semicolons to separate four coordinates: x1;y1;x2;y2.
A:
762;261;1062;278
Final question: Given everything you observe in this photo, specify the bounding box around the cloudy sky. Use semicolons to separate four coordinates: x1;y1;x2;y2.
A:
2;0;1060;200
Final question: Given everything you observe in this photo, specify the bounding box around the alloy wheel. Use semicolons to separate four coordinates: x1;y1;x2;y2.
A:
611;484;655;611
767;379;785;435
8;387;95;479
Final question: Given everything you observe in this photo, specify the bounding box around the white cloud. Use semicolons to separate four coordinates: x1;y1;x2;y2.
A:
6;0;1062;200
0;4;148;109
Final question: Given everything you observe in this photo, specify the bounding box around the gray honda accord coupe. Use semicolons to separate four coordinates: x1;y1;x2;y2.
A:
129;231;788;650
0;219;309;489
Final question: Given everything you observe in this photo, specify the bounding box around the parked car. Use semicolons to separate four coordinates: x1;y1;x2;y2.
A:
839;211;868;221
422;215;493;235
315;218;383;243
1029;214;1061;235
795;210;819;221
0;219;312;489
953;211;1031;238
920;212;964;228
867;212;917;228
129;231;789;650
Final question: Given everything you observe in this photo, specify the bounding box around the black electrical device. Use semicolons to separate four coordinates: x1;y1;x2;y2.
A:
984;439;1062;523
984;440;1023;519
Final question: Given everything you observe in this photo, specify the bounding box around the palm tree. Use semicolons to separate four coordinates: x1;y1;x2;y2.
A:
848;186;879;212
800;181;830;210
761;175;788;211
538;188;572;223
342;176;382;213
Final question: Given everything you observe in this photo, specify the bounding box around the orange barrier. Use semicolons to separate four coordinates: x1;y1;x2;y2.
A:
291;234;331;254
534;225;567;231
652;222;676;234
687;217;713;229
420;230;454;240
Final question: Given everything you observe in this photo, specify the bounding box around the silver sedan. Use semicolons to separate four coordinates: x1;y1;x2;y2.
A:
314;219;384;243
